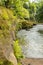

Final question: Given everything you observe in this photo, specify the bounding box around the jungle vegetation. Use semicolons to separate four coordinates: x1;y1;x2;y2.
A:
0;0;43;65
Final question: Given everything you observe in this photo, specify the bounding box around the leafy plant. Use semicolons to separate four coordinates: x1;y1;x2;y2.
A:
13;40;23;60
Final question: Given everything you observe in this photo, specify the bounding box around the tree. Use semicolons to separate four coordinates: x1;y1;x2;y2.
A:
27;2;37;21
35;5;43;22
4;0;9;8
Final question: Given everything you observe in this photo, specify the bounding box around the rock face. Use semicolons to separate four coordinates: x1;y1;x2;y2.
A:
0;6;17;65
0;41;17;65
0;28;17;65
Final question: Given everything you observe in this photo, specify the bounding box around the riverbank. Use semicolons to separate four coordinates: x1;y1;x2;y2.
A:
20;58;43;65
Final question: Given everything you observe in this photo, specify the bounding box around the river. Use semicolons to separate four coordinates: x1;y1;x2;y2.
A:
17;24;43;58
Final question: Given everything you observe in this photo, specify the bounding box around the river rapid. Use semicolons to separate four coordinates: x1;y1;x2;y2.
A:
17;24;43;58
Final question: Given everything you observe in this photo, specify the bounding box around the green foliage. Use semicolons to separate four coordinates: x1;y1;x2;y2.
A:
0;6;16;20
22;21;32;29
28;2;36;21
17;8;29;19
16;19;37;31
0;1;29;22
13;40;23;60
35;4;43;22
0;0;43;65
23;3;29;9
16;21;22;31
0;0;43;23
18;62;22;65
3;60;13;65
0;60;13;65
0;7;9;20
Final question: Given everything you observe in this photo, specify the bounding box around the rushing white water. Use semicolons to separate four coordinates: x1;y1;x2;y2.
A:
17;24;43;58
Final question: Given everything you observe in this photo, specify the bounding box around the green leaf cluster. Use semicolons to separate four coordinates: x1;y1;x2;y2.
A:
13;40;23;60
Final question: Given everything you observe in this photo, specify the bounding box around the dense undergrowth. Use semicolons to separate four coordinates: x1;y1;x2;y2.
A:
1;0;43;65
0;6;22;65
0;6;37;65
